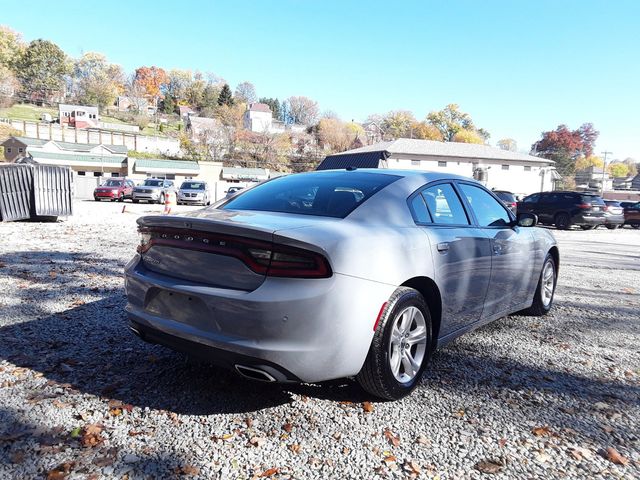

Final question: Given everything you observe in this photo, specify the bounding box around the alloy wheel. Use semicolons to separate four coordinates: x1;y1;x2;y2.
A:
388;306;428;383
541;260;555;307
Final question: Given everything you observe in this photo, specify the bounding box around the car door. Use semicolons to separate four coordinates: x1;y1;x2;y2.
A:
457;182;536;316
409;181;492;336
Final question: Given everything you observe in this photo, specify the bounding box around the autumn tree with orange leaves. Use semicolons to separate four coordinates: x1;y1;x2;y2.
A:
133;66;168;107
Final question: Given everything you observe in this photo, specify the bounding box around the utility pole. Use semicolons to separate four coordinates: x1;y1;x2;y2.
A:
601;150;612;196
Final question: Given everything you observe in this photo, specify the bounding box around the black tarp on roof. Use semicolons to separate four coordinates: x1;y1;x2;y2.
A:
316;150;389;170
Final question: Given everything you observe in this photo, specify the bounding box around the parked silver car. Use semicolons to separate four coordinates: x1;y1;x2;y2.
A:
125;170;559;399
132;178;176;204
178;180;211;206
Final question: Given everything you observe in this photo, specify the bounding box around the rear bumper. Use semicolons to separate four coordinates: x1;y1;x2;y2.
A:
124;255;395;383
604;214;624;225
573;214;605;226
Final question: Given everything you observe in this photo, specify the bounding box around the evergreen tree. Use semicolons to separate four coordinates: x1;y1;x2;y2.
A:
201;84;219;109
162;95;176;114
258;97;281;120
217;83;234;106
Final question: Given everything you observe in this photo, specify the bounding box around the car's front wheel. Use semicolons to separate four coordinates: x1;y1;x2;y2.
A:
520;253;556;316
357;287;432;400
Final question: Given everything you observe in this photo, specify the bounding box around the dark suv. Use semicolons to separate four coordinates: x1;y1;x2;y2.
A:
517;191;606;230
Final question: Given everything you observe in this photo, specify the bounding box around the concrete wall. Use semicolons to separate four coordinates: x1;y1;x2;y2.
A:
2;119;180;156
387;155;555;196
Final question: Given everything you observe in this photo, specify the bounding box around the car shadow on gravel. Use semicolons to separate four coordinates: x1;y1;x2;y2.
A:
0;296;295;415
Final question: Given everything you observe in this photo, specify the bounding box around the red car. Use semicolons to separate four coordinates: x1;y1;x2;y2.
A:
94;178;135;202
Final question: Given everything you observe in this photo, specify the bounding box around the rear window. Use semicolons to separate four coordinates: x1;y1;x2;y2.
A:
604;200;621;207
222;171;400;218
494;191;516;203
580;194;605;205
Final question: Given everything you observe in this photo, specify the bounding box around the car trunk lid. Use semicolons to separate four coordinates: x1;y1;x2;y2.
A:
136;210;330;290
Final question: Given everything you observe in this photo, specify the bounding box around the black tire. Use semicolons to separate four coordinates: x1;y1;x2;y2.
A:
356;287;433;400
632;224;640;230
132;199;139;204
94;198;100;202
605;224;618;230
581;225;594;230
555;213;571;230
118;193;125;202
520;253;556;316
158;193;165;205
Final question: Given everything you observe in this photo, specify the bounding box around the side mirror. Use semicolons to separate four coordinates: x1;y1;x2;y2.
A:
516;212;538;227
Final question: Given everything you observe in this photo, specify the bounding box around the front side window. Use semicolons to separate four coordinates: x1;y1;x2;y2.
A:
459;183;511;227
223;171;400;218
421;183;469;225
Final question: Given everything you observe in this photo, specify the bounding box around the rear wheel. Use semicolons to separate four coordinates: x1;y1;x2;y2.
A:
357;287;432;400
132;199;139;203
555;213;571;230
605;224;618;230
158;193;165;205
118;193;125;202
581;225;594;230
521;253;556;316
632;224;640;229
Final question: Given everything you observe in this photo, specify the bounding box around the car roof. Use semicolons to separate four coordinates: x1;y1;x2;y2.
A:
302;168;476;183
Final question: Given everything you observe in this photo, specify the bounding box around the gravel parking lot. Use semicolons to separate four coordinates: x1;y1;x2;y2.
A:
1;200;638;479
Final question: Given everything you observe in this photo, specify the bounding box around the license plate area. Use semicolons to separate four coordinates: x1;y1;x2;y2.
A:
144;288;212;328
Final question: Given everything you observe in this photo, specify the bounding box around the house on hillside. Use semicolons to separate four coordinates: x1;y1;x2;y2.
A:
317;138;558;195
243;103;273;133
178;105;196;119
185;116;222;139
59;104;100;129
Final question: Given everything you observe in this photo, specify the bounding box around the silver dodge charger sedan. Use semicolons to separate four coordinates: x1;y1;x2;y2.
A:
124;169;558;400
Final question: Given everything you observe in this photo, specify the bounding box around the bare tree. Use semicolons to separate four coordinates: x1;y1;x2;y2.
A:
285;96;319;125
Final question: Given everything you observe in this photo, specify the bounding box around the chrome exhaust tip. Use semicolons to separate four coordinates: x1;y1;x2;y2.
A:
234;364;277;382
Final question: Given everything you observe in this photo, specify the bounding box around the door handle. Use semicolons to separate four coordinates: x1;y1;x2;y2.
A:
437;242;450;253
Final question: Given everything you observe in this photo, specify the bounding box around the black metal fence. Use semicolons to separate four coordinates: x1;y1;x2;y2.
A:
0;164;73;221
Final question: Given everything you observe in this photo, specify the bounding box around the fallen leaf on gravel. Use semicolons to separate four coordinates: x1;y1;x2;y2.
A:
594;401;610;410
289;443;301;454
498;438;507;447
383;455;397;465
80;424;104;448
70;427;81;438
343;447;350;455
363;401;374;413
168;412;180;425
109;407;122;416
333;432;342;440
384;428;400;447
601;425;614;433
220;433;234;442
249;436;266;447
405;461;421;474
174;465;200;476
245;417;253;428
46;461;75;480
415;435;431;446
570;447;592;460
282;422;293;433
621;287;635;294
454;409;465;417
475;459;503;474
532;426;552;437
49;270;58;279
605;447;628;465
260;468;279;477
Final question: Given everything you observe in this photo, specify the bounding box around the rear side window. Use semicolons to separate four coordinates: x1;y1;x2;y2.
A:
494;191;516;203
421;183;469;225
523;193;540;203
222;171;400;218
410;194;432;223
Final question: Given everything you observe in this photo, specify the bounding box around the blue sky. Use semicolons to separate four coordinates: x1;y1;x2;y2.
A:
5;1;639;160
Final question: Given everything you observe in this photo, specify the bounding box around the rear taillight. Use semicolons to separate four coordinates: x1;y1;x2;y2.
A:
137;227;332;279
578;203;591;209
